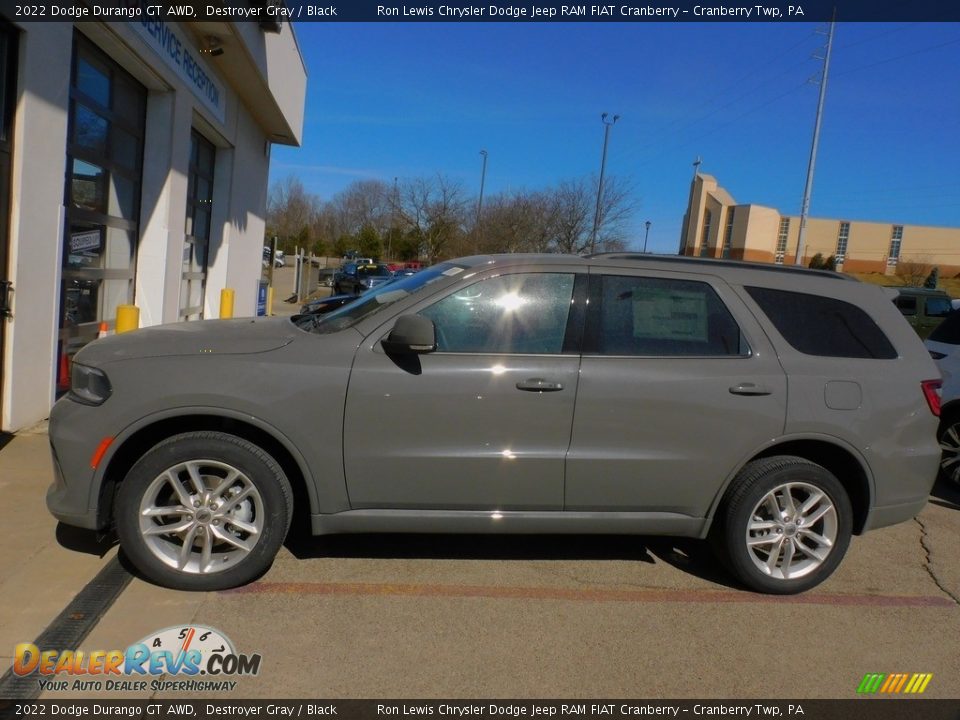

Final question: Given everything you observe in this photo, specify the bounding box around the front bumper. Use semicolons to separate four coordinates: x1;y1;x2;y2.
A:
46;397;108;531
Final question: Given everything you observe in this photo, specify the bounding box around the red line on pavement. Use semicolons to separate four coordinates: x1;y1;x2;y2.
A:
223;581;956;607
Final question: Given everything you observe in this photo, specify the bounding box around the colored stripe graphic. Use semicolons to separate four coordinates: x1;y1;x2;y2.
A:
857;672;932;694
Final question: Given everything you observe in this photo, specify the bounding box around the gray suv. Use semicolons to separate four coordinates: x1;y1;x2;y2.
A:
48;254;941;594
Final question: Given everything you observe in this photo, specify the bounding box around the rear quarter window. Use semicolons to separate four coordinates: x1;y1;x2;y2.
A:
746;286;897;359
925;296;952;318
928;311;960;345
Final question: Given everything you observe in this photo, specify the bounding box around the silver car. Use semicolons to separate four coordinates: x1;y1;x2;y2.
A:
48;254;941;594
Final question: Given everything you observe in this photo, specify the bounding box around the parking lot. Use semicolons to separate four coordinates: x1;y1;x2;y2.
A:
2;425;958;701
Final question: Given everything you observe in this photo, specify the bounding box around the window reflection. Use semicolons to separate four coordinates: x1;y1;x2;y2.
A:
421;273;575;354
73;103;107;153
76;56;110;106
71;159;106;212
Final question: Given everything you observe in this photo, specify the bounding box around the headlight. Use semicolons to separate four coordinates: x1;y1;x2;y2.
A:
70;363;112;406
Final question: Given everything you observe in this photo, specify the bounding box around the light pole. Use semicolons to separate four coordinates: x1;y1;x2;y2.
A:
643;220;651;253
590;113;620;255
476;150;488;248
794;17;835;266
389;176;398;262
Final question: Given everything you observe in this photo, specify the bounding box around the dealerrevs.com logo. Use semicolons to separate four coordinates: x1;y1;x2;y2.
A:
13;625;261;693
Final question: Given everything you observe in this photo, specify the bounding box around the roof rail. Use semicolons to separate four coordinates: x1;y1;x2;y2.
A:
588;253;857;281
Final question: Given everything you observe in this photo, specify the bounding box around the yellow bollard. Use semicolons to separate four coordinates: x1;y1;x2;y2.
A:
219;288;235;319
115;305;140;334
266;286;274;317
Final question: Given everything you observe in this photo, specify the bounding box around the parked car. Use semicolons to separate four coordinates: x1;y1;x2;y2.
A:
299;293;357;316
891;287;952;338
48;254;941;594
333;262;393;295
923;312;960;485
263;247;285;268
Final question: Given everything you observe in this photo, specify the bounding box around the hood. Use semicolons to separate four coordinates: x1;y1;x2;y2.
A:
75;317;297;366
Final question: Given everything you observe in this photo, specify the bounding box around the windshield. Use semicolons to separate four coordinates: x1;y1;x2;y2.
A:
292;263;464;334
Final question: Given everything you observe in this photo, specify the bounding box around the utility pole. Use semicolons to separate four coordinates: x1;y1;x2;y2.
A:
389;177;398;262
476;150;488;250
794;15;836;266
590;113;619;255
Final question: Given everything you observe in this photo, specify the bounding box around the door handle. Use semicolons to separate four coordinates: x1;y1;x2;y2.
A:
516;378;564;392
729;383;771;396
0;281;11;319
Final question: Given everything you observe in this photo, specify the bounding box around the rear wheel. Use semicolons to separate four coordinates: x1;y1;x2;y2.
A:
712;456;852;594
115;431;292;591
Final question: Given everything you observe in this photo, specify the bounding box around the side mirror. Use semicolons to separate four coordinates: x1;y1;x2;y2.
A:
381;315;436;354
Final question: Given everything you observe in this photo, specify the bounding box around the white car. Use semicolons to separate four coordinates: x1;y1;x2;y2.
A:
263;247;285;268
924;312;960;484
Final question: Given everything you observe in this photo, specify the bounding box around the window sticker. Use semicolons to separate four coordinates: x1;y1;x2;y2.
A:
632;288;707;341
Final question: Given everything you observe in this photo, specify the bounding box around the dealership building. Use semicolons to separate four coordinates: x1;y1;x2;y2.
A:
0;18;305;432
680;173;960;274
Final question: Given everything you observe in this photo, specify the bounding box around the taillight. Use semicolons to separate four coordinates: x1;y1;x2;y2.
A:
921;379;942;417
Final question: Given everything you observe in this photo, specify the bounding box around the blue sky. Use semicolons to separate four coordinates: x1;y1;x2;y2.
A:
269;22;960;254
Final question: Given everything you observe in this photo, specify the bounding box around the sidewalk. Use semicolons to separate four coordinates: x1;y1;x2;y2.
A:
0;425;116;674
0;272;312;672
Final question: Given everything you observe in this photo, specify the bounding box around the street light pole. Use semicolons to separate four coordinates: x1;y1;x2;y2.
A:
476;150;488;249
794;16;836;266
643;220;651;253
389;176;398;262
590;113;619;255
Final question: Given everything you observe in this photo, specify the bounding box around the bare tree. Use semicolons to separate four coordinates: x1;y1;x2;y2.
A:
330;180;392;239
270;170;637;264
549;179;594;255
393;175;469;263
477;191;554;255
592;175;636;252
267;176;319;253
897;255;934;287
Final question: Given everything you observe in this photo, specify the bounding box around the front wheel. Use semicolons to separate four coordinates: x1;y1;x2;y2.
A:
712;456;852;594
115;431;293;591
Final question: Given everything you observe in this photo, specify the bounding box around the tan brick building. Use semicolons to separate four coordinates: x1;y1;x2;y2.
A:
679;174;960;275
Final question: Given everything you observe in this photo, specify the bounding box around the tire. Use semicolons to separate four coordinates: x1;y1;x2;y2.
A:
936;412;960;485
115;431;293;591
711;455;852;595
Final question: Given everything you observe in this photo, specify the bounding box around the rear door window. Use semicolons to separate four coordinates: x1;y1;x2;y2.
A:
587;275;748;357
746;286;897;359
